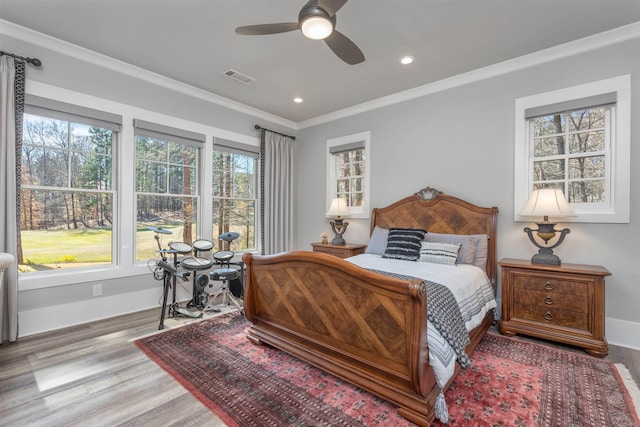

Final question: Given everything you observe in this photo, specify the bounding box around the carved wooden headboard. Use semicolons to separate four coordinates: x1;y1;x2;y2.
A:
370;187;499;287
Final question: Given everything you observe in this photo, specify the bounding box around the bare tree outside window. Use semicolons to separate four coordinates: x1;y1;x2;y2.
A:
531;106;607;204
212;150;256;251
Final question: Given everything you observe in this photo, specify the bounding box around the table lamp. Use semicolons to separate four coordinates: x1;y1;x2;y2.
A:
519;188;575;265
327;197;350;245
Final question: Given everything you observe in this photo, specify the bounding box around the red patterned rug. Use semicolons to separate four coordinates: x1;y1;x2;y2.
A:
134;314;640;426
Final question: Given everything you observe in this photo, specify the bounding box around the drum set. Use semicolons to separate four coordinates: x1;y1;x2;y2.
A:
148;226;244;330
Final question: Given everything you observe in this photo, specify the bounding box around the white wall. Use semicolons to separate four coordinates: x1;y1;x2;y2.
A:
293;35;640;350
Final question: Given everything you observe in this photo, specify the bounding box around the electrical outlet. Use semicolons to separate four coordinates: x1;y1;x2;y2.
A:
92;284;102;297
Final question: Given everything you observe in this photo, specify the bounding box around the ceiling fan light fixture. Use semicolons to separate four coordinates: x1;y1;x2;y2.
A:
301;16;333;40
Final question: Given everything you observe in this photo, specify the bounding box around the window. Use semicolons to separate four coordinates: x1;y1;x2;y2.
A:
19;96;121;272
514;76;630;223
326;131;371;218
134;120;204;261
212;138;258;251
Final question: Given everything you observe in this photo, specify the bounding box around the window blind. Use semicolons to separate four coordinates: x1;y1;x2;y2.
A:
25;94;122;131
133;119;205;147
525;92;617;119
213;137;259;159
329;140;365;154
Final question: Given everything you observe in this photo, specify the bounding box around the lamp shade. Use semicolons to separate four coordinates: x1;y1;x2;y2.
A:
519;189;575;218
327;197;350;217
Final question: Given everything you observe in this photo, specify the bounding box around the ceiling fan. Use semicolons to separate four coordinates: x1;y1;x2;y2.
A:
235;0;365;65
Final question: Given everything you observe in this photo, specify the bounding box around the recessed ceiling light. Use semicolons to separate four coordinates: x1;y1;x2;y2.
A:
293;97;303;103
400;55;414;65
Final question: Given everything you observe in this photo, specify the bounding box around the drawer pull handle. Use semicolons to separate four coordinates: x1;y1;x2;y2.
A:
544;311;553;321
544;295;554;305
544;281;554;291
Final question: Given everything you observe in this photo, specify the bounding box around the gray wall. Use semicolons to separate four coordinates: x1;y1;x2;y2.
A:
294;38;640;348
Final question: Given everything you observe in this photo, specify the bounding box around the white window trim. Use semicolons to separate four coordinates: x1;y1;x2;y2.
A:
514;75;630;223
326;131;371;219
19;80;259;291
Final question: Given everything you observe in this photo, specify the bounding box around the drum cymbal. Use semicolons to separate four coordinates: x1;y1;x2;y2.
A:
218;231;240;242
147;226;172;235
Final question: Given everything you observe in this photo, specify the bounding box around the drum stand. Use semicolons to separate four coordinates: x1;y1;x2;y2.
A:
204;267;242;312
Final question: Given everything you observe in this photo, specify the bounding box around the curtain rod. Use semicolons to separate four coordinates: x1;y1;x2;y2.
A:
0;50;42;67
255;124;296;141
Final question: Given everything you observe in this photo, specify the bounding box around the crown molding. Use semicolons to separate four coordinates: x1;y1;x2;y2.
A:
298;21;640;129
0;19;297;130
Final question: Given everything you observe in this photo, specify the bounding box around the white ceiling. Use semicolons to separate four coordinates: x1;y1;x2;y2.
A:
1;0;640;124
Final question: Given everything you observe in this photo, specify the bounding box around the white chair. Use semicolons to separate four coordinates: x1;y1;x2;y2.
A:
0;252;15;300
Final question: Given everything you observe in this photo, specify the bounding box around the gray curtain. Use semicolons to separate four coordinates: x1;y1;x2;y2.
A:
260;130;295;254
0;55;23;343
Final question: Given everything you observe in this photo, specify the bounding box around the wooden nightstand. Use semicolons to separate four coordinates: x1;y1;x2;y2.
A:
310;242;367;259
498;258;611;357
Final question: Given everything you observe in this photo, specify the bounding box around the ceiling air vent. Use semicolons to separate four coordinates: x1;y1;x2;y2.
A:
224;69;256;85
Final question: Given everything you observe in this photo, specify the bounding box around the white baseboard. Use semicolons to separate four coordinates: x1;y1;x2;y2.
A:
18;287;191;337
606;317;640;350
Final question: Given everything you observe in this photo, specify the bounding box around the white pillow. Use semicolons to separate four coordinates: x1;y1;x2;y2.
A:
419;241;461;265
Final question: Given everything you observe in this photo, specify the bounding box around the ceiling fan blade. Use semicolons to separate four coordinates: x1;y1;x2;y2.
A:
235;22;299;36
317;0;348;16
324;30;364;65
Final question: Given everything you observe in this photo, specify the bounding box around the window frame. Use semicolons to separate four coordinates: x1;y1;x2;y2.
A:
133;119;204;262
514;75;630;223
20;96;121;273
326;131;371;219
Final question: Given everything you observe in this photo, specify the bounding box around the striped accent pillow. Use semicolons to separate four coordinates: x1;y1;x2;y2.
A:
382;228;427;261
419;241;461;265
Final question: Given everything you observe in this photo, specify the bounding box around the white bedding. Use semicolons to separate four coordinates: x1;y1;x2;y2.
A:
346;254;496;331
346;253;497;423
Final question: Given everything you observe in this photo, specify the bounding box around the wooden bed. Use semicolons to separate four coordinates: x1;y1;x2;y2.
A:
242;187;498;426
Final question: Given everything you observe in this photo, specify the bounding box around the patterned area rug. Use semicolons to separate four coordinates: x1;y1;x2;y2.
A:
134;315;640;426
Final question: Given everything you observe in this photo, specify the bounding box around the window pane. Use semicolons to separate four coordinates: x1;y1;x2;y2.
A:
533;114;564;137
19;190;113;272
569;131;604;153
569;180;605;203
568;107;605;132
136;195;198;261
168;141;197;166
136;137;167;161
534;159;565;181
136;161;167;193
212;150;257;251
533;136;565;157
335;148;364;208
568;156;605;179
212;198;255;251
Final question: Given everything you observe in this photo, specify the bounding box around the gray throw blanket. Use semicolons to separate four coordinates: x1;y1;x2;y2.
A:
368;269;471;369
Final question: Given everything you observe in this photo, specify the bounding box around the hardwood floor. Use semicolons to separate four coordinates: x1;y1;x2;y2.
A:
1;309;638;426
0;308;225;427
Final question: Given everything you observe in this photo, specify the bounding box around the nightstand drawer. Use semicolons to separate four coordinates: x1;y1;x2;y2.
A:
513;289;588;312
512;273;582;295
513;303;588;330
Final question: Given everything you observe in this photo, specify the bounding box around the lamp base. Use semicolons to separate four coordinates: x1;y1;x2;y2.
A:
531;250;561;265
331;236;346;245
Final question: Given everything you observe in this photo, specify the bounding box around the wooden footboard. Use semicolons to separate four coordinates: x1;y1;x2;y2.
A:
242;251;493;426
